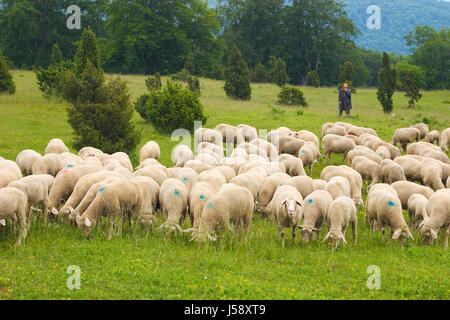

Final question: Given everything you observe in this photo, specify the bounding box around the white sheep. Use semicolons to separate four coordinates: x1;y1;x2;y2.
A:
411;123;429;139
320;165;363;207
277;136;304;156
424;130;440;145
392;127;420;151
45;138;69;154
407;194;429;228
420;189;449;249
184;160;214;174
298;190;333;243
324;176;351;200
393;156;423;182
291;130;319;148
172;144;194;167
391;181;434;208
158;178;189;233
249;138;278;161
229;172;262;201
185;181;218;233
257;172;291;211
237;124;258;142
322;134;356;163
323;196;357;249
312;179;327;191
298;142;320;175
0;187;28;246
421;158;445;191
134;165;168;186
194;128;223;147
215;123;245;146
279;154;306;177
285;175;315;199
351;156;381;187
440;128;450;152
16;149;42;176
139;141;160;163
380;159;407;184
0;159;22;188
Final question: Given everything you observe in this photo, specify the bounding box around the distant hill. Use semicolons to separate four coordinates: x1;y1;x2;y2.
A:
206;0;450;55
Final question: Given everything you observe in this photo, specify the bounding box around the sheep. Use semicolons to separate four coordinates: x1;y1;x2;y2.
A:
194;127;223;147
249;138;278;161
167;167;182;178
76;179;146;239
298;142;320;175
346;125;377;137
380;159;407;184
285;175;315;199
393;156;423;182
237;142;269;161
230;147;248;159
0;187;28;246
45;138;69;154
139;141;160;163
257;172;291;211
407;141;441;155
184;160;213;174
197;142;224;161
375;146;391;161
424;130;440;145
195;152;219;166
392;127;420;151
320;165;363;207
260;162;286;176
266;130;283;145
113;166;134;178
420;189;449;249
440;128;450;152
16;149;42;176
229;172;263;201
134;165;168;186
351;156;381;187
215;124;245;146
109;152;133;172
158;178;189;232
323;196;357;249
291;130;320;148
186;181;218;232
237;124;258;142
411;123;429;139
78;147;104;160
391;181;434;208
103;159;125;171
312;179;327;191
407;194;429;228
324;176;351;200
421;158;445;191
277;136;304;156
419;148;449;164
237;159;266;175
322;124;347;137
447;176;450;188
194;183;254;242
371;141;401;159
298;190;333;243
269;185;304;246
322;134;356;163
172;144;194;167
198;170;227;191
279;154;306;177
0;160;22;188
220;156;247;175
212;166;236;183
347;149;381;165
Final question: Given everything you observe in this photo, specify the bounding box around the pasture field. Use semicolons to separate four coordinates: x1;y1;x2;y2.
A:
0;70;449;300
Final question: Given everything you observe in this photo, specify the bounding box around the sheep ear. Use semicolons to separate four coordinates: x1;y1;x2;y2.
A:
297;225;304;230
341;234;347;244
430;229;438;240
51;207;58;215
392;229;402;239
296;200;303;207
280;199;288;209
0;219;5;226
85;218;92;227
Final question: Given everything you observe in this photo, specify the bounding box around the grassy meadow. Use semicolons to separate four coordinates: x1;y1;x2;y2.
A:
0;70;449;299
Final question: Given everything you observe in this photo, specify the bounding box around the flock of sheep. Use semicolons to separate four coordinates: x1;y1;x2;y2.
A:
0;122;449;249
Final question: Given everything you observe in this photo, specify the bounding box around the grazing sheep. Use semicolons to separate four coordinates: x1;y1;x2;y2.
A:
159;178;189;232
0;160;22;188
447;176;450;188
237;142;269;161
407;194;429;227
407;141;441;155
375;146;391;161
220;156;247;175
137;158;162;170
78;147;104;160
371;141;401;159
230;147;248;159
411;123;429;139
257;172;291;210
392;127;420;151
322;124;347;137
346;125;377;137
419;148;449;164
440;128;450;152
131;176;160;214
347;149;381;165
391;181;434;208
215;124;245;146
45;138;69;154
186;181;218;232
285;176;315;199
0;187;28;246
322;134;356;163
172;144;194;167
279;154;306;177
16;150;42;176
298;142;320;175
194;128;223;147
298;190;333;243
277;136;304;156
229;173;263;201
324;176;351;200
291;130;320;148
237;124;258;142
184;160;213;174
312;179;327;191
197;142;224;161
380;159;407;184
134;165;168;186
424;130;440;145
139;141;160;163
212;166;236;183
420;189;449;249
249;138;278;161
421;158;445;191
195;152;219;166
109;152;133;172
323;196;357;249
269;185;304;246
393;156;423;182
320;165;363;207
198;170;226;191
194;183;254;242
351;156;381;187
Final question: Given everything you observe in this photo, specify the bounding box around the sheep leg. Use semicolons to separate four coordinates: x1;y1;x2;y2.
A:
279;227;285;247
107;216;115;240
328;152;332;163
352;220;358;246
292;225;297;244
445;225;449;250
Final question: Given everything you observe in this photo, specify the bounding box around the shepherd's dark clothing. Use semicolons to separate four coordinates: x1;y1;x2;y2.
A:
338;88;352;115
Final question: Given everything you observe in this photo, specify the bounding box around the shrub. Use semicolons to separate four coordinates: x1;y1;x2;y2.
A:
265;102;285;120
252;63;267;83
171;68;191;82
184;53;195;74
187;75;200;95
396;62;424;109
224;46;251;100
296;109;304;116
35;60;72;97
268;56;289;87
210;64;225;80
134;94;151;120
305;71;320;87
145;72;162;91
0;52;16;94
144;80;207;133
277;86;307;106
74;27;102;75
51;43;63;65
377;52;396;113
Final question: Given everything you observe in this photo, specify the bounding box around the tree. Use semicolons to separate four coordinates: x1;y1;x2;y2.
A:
184;53;195;75
210;64;224;80
268;56;289;86
0;51;16;94
305;71;320;87
338;61;356;92
377;52;396;113
224;46;251;100
51;43;63;65
145;72;162;91
396;62;425;109
252;63;267;83
74;27;102;75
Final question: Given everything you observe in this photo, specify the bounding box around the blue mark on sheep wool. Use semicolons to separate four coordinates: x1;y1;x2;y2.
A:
301;150;306;154
379;153;383;157
99;187;107;193
183;177;188;181
200;195;205;200
174;189;180;196
206;202;213;208
67;164;73;168
387;200;395;207
308;199;313;204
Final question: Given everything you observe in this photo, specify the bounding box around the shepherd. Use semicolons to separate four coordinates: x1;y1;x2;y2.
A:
338;83;352;117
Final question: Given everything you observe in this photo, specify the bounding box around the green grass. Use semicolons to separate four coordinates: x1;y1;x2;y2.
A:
0;70;449;300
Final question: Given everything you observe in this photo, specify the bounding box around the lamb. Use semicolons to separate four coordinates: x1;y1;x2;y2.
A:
440;128;450;152
285;175;315;199
45;138;69;154
421;158;445;191
257;172;291;210
324;176;351;200
392;127;420;151
411;123;429;139
172;144;194;167
424;130;440;145
194;127;223;147
139;141;160;163
320;165;363;207
215;123;245;146
269;185;304;246
0;187;28;246
298;190;333;243
279;154;306;177
237;124;258;142
391;181;434;208
407;194;429;228
420;189;449;249
298;142;320;175
323;196;357;249
277;136;304;156
351;156;381;187
322;134;356;163
194;183;254;242
0;159;22;188
291;130;320;148
380;159;406;184
16;149;42;176
158;178;189;232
